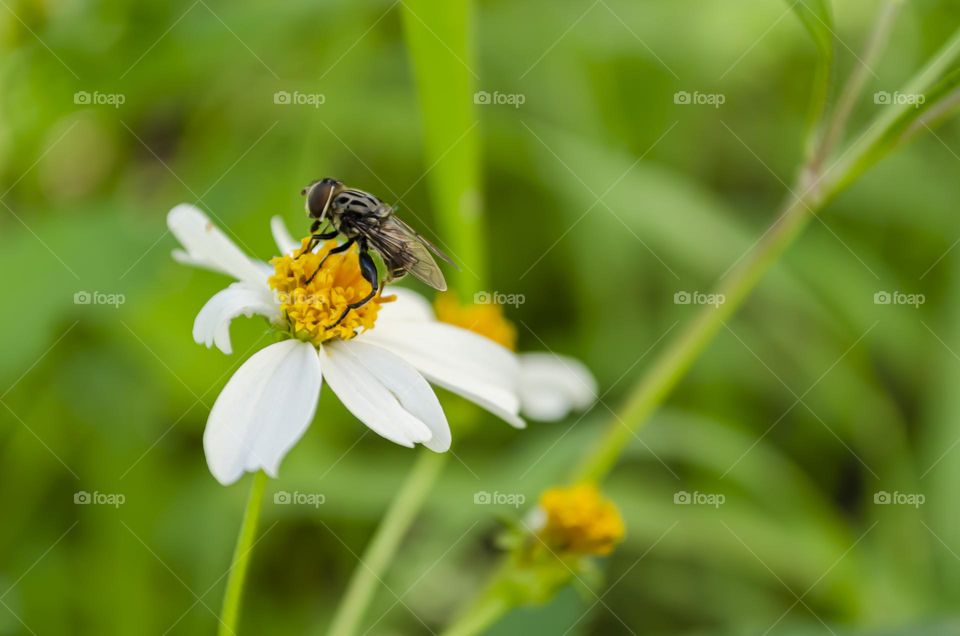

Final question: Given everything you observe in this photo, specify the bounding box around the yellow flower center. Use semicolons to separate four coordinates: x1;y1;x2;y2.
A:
433;293;517;351
268;237;392;345
538;484;625;556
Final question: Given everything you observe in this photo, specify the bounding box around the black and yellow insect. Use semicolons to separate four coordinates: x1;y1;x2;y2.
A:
299;177;457;327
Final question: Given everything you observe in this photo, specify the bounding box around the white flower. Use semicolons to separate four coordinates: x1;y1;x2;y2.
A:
168;204;524;486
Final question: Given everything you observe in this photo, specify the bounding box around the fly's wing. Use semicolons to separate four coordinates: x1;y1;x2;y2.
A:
366;215;450;291
393;216;458;268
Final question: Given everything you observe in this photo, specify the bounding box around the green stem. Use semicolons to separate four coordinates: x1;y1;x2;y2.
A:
574;191;815;482
812;0;901;172
219;471;268;636
327;451;448;636
827;24;960;194
577;7;960;491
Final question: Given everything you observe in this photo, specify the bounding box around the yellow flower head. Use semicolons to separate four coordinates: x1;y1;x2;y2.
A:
268;237;393;345
434;293;517;351
537;484;624;556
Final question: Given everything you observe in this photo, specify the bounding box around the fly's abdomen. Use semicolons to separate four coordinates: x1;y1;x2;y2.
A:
386;262;409;281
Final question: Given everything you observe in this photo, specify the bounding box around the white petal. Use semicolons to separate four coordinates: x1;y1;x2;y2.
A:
320;342;437;448
172;248;210;270
363;322;525;429
192;282;280;355
168;204;267;285
518;352;597;421
204;340;322;485
271;216;301;256
336;340;450;451
377;287;436;324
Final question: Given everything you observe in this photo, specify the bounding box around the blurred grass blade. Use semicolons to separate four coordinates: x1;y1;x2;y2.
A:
400;0;484;296
787;0;835;154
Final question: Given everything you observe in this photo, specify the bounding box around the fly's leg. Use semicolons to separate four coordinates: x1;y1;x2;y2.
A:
304;237;354;284
326;248;380;329
296;229;339;259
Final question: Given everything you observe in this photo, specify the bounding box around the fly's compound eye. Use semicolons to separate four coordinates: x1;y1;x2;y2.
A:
306;180;337;218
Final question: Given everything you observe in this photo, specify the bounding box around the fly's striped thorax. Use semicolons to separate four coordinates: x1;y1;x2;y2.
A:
333;189;391;219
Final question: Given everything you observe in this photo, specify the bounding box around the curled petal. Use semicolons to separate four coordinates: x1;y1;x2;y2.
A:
518;352;597;421
168;204;267;285
193;282;280;355
363;322;525;429
204;340;322;485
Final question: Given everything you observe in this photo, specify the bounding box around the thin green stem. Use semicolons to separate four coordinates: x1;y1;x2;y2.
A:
574;8;960;488
219;471;268;636
812;0;901;172
574;192;814;483
827;24;960;193
327;451;448;636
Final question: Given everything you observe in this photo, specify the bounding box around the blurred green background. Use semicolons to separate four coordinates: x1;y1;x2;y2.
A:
3;0;960;634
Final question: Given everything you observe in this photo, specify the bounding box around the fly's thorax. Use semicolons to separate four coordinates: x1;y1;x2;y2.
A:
332;189;384;215
332;207;392;239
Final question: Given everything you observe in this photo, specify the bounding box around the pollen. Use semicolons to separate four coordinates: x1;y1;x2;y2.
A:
434;293;517;351
268;237;391;345
537;484;625;556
